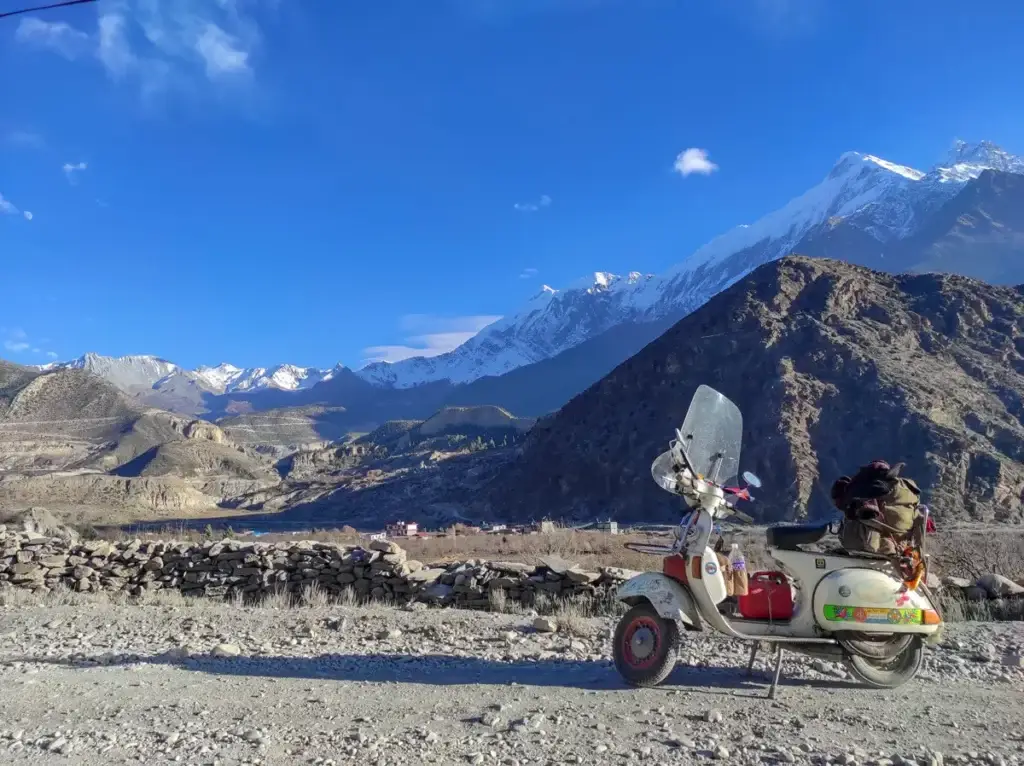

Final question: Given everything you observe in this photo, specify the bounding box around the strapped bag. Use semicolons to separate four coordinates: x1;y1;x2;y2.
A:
830;460;921;554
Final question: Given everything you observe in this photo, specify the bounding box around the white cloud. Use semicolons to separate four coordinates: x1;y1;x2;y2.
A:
6;130;45;148
23;211;33;221
673;147;719;177
514;194;552;212
15;1;265;96
15;17;91;59
98;10;137;80
363;314;503;364
1;329;54;358
0;192;31;221
195;23;251;78
3;329;30;354
63;161;88;183
519;267;539;279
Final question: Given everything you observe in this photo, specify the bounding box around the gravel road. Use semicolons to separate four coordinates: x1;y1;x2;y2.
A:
1;600;1022;765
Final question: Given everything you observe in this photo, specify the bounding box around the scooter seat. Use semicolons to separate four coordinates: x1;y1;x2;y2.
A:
766;522;830;550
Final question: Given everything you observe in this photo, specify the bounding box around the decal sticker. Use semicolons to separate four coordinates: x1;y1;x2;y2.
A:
895;590;911;607
823;605;923;625
815;558;826;569
705;561;718;576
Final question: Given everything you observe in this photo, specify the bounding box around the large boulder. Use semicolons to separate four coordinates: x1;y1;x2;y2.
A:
5;507;78;545
975;573;1024;598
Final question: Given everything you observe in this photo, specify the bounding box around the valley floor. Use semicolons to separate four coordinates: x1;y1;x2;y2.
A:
0;599;1021;765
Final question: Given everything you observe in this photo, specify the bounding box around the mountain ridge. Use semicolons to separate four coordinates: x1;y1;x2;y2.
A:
484;255;1024;525
34;140;1024;414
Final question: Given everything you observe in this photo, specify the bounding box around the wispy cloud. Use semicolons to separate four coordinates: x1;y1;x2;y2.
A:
1;328;55;358
673;148;718;177
15;0;266;97
15;17;91;59
363;314;503;365
6;130;45;148
514;194;552;213
63;161;88;183
519;267;539;279
0;192;33;222
195;22;252;79
2;328;30;354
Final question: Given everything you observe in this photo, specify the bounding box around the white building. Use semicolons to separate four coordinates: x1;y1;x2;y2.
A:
386;521;419;537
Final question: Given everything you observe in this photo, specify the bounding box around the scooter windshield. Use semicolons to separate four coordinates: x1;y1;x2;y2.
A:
675;384;743;487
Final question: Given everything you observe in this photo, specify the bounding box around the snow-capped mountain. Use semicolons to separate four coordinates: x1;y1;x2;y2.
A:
35;141;1023;402
189;362;342;393
41;353;345;396
354;139;1024;389
42;352;180;392
356;270;662;387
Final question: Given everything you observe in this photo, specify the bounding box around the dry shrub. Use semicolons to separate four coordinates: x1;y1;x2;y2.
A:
300;582;331;609
258;587;293;610
550;598;594;638
931;529;1024;582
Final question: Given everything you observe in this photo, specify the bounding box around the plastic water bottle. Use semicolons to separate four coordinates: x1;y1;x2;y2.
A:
728;543;746;573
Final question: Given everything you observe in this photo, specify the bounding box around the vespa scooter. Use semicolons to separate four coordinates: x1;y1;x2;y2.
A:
612;385;942;697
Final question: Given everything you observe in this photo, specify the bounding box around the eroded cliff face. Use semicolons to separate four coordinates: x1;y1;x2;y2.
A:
486;256;1024;524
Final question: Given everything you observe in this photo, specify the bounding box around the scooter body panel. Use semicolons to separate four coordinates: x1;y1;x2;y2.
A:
770;547;939;634
812;568;939;634
616;572;702;629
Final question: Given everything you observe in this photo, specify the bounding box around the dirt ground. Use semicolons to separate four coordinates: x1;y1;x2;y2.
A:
1;597;1022;766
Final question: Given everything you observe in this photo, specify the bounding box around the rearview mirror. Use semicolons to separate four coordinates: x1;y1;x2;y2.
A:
742;471;762;489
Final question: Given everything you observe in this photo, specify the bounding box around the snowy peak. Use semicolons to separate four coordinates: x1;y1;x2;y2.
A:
862;155;925;181
38;353;349;397
944;140;1018;170
192;363;244;391
934;140;1024;182
48;352;180;391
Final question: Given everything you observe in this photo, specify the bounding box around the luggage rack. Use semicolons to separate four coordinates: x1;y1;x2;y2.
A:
623;541;677;556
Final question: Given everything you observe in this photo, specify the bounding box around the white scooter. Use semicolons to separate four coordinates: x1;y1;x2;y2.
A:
612;385;943;697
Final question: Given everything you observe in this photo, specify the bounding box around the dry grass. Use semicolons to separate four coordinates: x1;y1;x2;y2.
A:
936;589;1024;623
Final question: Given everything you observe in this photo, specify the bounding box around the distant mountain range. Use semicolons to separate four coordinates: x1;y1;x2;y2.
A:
35;140;1024;423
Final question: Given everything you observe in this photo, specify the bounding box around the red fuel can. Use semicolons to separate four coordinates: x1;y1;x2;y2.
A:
738;571;794;621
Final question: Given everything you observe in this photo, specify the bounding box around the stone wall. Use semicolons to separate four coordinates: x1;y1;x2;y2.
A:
0;524;635;610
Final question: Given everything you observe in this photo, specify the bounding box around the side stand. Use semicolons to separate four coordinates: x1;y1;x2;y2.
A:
745;642;759;676
768;645;784;700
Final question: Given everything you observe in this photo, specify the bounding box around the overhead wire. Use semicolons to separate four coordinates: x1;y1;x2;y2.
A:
0;0;96;21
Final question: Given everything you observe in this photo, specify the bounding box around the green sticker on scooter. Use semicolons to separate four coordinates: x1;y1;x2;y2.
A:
823;605;923;625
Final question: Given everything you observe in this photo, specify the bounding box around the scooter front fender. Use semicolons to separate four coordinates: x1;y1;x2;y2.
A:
616;572;702;629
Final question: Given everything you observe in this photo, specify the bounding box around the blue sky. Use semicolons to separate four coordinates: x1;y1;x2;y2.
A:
2;0;1022;370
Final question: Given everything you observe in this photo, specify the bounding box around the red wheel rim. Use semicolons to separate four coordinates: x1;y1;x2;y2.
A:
622;616;661;669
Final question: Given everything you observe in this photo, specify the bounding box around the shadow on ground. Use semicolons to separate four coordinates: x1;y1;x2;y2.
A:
6;651;863;695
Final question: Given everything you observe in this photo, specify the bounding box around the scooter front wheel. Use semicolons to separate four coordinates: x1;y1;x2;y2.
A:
845;636;924;689
613;603;680;687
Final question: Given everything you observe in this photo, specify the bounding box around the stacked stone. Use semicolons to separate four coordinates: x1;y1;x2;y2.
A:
0;524;635;609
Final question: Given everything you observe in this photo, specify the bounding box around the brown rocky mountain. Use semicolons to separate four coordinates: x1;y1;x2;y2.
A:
485;256;1024;525
0;363;278;521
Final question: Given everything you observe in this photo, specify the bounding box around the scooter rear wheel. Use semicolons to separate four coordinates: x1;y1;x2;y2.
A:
613;603;680;687
845;636;924;689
